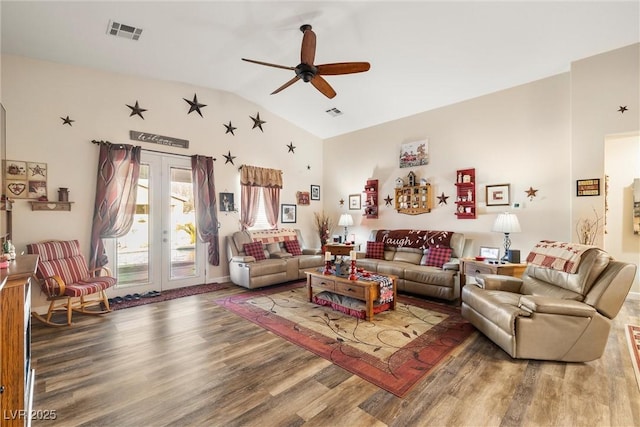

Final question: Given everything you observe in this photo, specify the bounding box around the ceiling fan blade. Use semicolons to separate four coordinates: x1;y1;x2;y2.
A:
271;76;300;95
316;62;371;75
310;75;336;99
300;27;316;65
242;58;295;71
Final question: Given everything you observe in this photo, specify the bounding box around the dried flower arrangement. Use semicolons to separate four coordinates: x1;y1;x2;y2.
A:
314;211;333;247
576;208;602;245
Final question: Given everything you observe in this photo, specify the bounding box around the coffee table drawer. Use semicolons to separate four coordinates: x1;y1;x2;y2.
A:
310;275;335;291
335;281;366;299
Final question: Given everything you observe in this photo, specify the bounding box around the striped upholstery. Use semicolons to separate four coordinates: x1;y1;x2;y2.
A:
27;240;116;298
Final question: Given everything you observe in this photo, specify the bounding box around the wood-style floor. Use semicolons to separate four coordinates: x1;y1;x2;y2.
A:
31;284;640;427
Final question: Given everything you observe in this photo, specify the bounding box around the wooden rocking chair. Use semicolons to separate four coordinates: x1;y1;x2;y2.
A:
27;240;116;327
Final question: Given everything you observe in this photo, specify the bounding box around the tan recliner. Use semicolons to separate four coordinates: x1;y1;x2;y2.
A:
461;245;637;362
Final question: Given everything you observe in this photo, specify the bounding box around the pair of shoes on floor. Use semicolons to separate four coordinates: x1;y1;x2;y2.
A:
142;290;161;298
108;293;143;304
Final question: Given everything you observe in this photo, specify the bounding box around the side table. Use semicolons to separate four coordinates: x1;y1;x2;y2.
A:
324;243;361;257
460;258;527;287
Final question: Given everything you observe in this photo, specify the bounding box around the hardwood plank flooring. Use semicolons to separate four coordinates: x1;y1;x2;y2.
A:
30;284;640;427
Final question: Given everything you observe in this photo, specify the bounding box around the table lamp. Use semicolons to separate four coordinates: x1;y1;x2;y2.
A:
338;213;353;243
492;212;521;262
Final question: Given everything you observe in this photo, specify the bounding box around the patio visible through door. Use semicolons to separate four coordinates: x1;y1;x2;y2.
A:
114;152;205;291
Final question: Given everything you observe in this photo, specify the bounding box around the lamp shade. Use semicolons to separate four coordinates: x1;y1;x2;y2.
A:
492;212;521;233
338;213;354;227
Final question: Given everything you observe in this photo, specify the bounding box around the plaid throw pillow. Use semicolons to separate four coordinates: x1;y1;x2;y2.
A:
284;239;303;256
243;242;266;261
365;241;385;260
423;246;452;268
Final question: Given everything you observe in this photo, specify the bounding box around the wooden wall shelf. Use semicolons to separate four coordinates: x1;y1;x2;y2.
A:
395;184;432;215
30;201;74;211
455;168;476;219
363;179;378;218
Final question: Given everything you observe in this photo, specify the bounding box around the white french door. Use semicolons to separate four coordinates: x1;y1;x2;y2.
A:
112;151;205;292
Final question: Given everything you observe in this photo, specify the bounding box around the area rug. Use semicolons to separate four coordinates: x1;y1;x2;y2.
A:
214;284;475;397
111;283;227;310
626;324;640;391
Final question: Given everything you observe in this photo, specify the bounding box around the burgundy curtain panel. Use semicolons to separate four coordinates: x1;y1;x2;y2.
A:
191;155;220;266
89;142;141;270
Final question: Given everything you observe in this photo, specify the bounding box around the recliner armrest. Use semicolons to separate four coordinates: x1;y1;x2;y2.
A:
519;296;596;317
270;252;292;259
302;248;321;255
443;259;459;271
231;255;256;263
475;274;523;292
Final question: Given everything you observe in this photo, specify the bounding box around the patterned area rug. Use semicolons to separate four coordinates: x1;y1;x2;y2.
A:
111;283;228;310
214;283;475;397
626;324;640;391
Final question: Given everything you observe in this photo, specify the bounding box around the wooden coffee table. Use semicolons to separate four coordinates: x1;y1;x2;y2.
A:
305;269;396;321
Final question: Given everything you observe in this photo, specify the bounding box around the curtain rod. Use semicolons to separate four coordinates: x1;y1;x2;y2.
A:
91;140;216;161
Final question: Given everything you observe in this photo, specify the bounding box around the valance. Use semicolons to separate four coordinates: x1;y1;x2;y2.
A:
240;165;282;188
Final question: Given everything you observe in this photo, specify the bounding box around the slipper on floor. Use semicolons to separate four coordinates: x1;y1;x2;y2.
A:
113;296;124;304
132;293;142;300
124;294;134;301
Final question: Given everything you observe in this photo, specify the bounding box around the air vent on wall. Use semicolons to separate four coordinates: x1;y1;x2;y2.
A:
107;20;143;40
325;107;343;117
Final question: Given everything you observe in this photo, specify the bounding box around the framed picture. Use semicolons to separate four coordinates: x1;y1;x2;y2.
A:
349;194;361;210
399;139;429;168
479;246;500;260
576;178;600;197
310;185;320;201
4;160;47;199
219;192;234;212
296;191;310;205
281;204;296;223
486;184;510;206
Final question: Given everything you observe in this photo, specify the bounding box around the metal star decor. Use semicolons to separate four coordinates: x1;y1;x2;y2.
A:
287;142;296;153
618;106;628;114
250;112;266;132
183;93;206;117
60;115;74;126
384;195;393;206
307;165;311;170
224;121;236;135
437;192;449;205
126;101;147;119
223;151;236;165
339;199;345;207
525;186;538;200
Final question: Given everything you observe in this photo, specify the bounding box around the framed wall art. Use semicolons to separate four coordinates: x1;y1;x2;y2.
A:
4;160;47;199
399;139;428;168
349;194;361;210
219;192;235;212
310;185;320;201
486;184;510;206
296;191;310;205
576;178;600;197
281;204;296;223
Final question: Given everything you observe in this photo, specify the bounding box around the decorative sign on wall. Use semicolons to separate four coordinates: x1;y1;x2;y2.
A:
129;130;189;149
576;178;600;197
4;160;48;199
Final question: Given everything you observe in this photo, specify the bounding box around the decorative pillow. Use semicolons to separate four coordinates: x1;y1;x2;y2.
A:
243;242;266;261
423;246;452;268
284;239;303;256
365;241;385;260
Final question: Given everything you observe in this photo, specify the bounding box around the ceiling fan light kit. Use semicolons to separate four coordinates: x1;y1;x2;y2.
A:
242;24;370;99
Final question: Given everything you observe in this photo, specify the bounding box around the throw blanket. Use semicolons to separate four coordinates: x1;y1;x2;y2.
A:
525;240;594;274
250;228;297;244
375;229;452;250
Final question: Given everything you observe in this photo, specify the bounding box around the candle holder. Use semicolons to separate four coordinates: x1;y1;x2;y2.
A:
324;260;332;275
349;260;357;280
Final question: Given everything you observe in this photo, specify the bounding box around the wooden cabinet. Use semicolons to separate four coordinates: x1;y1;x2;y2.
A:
455;168;476;219
0;255;38;427
395;184;432;215
363;179;378;219
459;258;527;287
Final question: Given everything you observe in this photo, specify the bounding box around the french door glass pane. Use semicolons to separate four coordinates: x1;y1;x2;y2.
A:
169;166;197;279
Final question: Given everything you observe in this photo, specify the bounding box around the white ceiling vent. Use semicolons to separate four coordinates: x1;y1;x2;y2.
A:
325;107;343;117
107;20;143;41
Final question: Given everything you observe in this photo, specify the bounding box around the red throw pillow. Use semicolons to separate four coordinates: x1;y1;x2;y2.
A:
243;242;266;261
365;241;385;260
423;246;452;268
284;239;303;256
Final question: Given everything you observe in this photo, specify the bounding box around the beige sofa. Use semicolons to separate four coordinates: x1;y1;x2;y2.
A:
355;229;466;301
461;243;637;361
226;229;324;289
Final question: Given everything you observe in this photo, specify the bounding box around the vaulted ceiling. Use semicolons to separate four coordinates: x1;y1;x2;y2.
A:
2;1;638;139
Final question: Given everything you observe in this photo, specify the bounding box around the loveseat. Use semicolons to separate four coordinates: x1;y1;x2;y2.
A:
226;229;324;289
461;241;637;361
355;229;466;301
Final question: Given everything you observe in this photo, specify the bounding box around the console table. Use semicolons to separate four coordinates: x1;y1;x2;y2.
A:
324;243;360;256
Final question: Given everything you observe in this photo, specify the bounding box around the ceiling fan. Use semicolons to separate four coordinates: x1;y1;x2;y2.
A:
242;24;370;99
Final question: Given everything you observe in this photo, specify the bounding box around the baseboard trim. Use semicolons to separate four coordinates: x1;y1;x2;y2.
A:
626;291;639;301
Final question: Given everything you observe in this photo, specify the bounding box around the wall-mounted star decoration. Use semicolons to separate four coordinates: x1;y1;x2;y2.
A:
224;121;236;135
339;199;345;207
126;101;147;119
287;142;296;153
437;192;449;205
60;115;74;126
525;186;538;200
307;165;311;170
384;195;393;206
184;93;206;117
618;105;628;114
223;151;236;165
250;112;266;132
